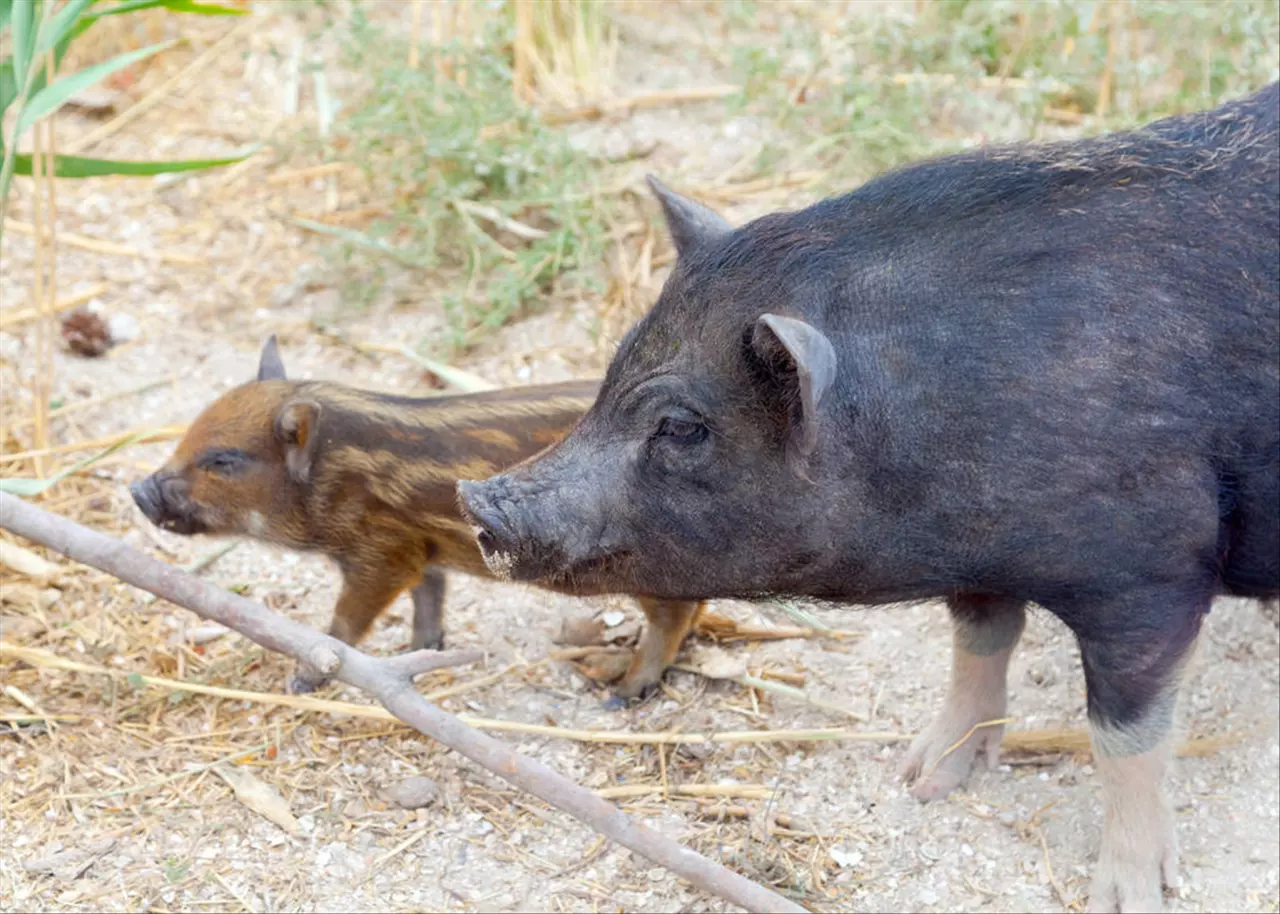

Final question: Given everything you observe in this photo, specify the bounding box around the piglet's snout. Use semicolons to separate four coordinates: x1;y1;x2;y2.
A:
130;475;164;523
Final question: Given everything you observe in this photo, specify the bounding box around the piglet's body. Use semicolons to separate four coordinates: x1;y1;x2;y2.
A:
132;339;703;696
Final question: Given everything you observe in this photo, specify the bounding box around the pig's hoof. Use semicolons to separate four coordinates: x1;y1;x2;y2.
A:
1086;816;1179;913
898;711;1005;801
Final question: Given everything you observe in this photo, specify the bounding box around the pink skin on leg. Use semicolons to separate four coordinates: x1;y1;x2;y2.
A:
1086;733;1180;914
900;598;1025;800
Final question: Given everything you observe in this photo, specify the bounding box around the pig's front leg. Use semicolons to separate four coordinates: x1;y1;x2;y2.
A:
899;596;1026;800
1079;605;1202;914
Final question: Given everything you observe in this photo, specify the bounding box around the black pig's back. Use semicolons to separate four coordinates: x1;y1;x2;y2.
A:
769;83;1279;608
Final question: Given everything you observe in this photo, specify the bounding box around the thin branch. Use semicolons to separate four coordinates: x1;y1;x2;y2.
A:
0;492;804;914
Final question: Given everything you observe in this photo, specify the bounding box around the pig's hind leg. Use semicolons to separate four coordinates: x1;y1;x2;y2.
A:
899;595;1026;801
410;567;447;651
1077;598;1205;914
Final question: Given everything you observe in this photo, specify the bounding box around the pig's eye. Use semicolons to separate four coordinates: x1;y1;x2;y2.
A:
656;416;707;445
197;449;248;476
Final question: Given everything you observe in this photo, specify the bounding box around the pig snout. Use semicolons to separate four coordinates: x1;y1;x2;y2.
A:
130;472;206;536
457;477;535;581
130;475;165;524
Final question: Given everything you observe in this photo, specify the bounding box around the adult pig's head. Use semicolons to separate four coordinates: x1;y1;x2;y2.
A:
458;177;841;600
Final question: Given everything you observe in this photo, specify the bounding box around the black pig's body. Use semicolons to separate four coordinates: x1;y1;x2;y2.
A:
461;83;1279;913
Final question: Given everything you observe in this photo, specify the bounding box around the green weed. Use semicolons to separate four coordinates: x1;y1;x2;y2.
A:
320;8;606;353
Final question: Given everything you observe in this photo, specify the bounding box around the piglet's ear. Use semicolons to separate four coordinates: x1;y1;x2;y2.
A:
752;314;837;465
646;174;732;259
274;399;321;483
257;334;287;382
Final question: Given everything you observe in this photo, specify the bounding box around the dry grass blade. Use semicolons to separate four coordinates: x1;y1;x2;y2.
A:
0;283;107;330
66;15;263;155
6;221;205;265
60;742;272;801
0;425;186;465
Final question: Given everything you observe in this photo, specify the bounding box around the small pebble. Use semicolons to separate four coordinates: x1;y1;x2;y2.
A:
383;776;440;810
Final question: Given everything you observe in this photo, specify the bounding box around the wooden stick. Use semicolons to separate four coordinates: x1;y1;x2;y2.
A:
0;493;805;914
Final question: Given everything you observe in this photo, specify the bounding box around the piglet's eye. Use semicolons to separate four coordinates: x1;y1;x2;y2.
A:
197;449;247;476
656;416;707;445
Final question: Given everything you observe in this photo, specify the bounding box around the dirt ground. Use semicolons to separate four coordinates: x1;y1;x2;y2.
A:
2;4;1278;913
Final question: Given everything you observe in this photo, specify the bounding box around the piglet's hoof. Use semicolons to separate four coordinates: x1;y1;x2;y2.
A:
599;675;660;711
603;681;661;711
410;633;445;652
288;671;328;695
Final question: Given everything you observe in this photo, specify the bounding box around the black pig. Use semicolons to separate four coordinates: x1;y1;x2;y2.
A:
459;82;1280;913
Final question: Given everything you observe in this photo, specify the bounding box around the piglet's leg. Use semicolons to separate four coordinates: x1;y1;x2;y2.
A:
1080;606;1203;914
900;596;1026;800
611;599;706;701
289;570;415;694
410;567;447;651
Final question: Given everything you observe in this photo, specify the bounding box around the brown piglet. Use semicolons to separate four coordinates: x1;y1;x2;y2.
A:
130;336;703;698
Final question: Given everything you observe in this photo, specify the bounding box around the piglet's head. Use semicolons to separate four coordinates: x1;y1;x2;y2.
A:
130;336;319;546
458;177;840;601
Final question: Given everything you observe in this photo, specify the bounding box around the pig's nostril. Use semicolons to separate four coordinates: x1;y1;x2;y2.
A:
476;529;496;552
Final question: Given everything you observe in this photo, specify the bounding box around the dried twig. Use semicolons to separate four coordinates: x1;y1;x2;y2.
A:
0;493;805;914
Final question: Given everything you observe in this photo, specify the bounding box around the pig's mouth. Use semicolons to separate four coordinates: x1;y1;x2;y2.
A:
156;514;210;536
458;481;628;589
130;477;211;537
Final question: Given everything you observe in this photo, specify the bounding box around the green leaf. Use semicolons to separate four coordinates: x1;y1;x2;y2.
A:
4;18;81;115
1;0;14;33
1;63;16;118
0;430;151;497
36;0;94;57
12;146;258;177
16;38;177;134
10;0;36;90
85;0;245;20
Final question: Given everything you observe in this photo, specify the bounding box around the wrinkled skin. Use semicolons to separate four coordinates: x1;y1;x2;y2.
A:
460;83;1280;913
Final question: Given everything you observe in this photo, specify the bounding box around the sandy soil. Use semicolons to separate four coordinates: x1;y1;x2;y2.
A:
2;4;1277;913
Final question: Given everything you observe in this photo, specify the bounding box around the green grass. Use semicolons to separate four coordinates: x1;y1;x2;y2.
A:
316;7;607;353
313;0;1278;353
726;0;1279;194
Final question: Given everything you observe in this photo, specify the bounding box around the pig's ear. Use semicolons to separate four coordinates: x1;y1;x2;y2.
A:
646;174;732;258
274;400;321;483
752;314;837;461
257;334;287;382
